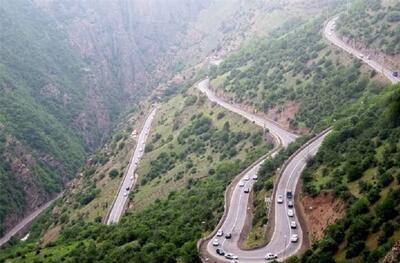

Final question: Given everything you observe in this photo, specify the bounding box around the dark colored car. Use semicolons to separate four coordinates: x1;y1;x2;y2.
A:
225;233;232;239
286;191;293;199
393;71;399;77
126;187;130;191
216;248;225;256
288;200;294;208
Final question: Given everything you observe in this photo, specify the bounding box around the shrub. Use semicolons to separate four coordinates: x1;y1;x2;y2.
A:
346;163;363;182
184;95;197;106
378;171;394;187
350;198;369;216
109;169;119;178
375;189;400;221
216;112;225;119
367;187;381;203
346;240;365;258
145;143;154;153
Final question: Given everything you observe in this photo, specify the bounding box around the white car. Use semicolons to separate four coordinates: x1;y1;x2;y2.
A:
244;176;250;181
265;253;278;260
225;253;238;260
130;175;134;180
360;54;364;58
123;192;128;197
252;175;258;180
216;229;224;237
290;221;297;229
291;234;299;243
328;32;332;36
212;239;219;246
288;209;294;217
239;181;245;187
277;195;283;204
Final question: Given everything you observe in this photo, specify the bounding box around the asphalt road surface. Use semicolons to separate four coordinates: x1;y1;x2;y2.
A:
0;192;63;247
107;107;158;224
205;131;330;263
200;18;399;260
198;78;328;262
324;16;399;84
197;79;298;147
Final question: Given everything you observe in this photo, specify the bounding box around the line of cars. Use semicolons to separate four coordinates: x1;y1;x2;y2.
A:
239;173;258;193
213;176;299;261
212;176;300;261
211;173;259;261
277;191;299;242
213;229;238;262
263;191;299;261
123;160;139;197
123;127;148;198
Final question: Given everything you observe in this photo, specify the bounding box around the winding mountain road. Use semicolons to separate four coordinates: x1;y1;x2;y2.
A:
204;131;329;263
324;16;399;84
198;79;330;262
106;107;157;224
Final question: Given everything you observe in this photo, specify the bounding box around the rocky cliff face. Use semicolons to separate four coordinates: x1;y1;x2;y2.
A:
33;0;214;101
1;0;216;236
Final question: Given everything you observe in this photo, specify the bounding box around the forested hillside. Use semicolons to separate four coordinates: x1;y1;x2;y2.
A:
0;0;89;236
209;15;384;132
336;0;400;56
2;0;262;236
0;0;216;236
302;84;400;263
206;0;396;250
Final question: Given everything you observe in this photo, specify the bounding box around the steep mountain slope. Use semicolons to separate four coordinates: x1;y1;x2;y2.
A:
3;0;260;237
0;0;222;236
209;15;385;132
336;0;400;58
0;0;89;236
302;84;400;263
205;0;395;250
32;0;215;94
